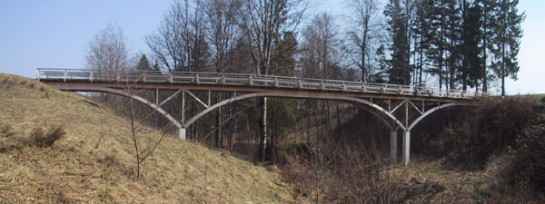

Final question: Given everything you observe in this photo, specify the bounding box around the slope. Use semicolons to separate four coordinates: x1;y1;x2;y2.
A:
0;74;300;203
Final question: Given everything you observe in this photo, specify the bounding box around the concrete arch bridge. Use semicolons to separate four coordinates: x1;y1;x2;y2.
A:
37;68;478;164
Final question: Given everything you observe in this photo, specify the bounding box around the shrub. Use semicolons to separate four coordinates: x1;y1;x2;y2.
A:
512;108;545;193
1;124;15;138
29;125;66;147
416;97;542;169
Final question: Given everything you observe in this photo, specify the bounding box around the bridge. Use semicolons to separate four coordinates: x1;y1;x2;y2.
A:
37;68;478;165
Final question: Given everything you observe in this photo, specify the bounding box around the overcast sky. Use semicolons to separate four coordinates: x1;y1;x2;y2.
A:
1;0;543;94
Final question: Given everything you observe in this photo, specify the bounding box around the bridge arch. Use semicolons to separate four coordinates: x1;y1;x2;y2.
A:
408;103;470;131
183;92;406;131
59;86;183;130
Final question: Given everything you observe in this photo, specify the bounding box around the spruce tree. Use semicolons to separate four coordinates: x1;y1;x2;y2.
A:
136;54;152;71
493;0;525;96
384;0;411;85
460;0;484;91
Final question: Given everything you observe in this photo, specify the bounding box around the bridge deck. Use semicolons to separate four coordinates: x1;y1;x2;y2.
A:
37;68;476;102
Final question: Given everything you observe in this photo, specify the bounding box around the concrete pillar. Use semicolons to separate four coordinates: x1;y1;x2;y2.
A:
402;131;410;165
178;128;186;140
390;130;397;163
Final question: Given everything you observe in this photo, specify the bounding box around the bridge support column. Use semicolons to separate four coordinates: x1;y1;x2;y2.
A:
402;131;410;165
178;128;186;140
390;130;397;163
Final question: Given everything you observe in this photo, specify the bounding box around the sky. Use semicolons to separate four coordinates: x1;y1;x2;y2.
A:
1;0;544;94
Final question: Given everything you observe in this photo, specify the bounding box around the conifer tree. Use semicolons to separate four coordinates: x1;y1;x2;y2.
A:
384;0;411;85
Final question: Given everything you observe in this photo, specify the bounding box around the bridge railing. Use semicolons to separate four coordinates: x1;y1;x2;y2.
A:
37;68;477;99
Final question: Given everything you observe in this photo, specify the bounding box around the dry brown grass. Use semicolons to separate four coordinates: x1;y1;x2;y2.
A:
0;74;302;203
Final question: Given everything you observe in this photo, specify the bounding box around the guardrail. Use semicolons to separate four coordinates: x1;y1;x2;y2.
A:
37;68;477;99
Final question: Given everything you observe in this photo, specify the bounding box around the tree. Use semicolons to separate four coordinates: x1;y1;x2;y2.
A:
135;54;154;71
203;0;241;148
460;0;484;90
372;45;389;83
86;24;129;71
268;31;298;159
301;12;341;79
125;84;169;178
147;0;209;72
477;0;496;94
384;0;411;85
204;0;241;74
86;24;129;102
346;0;381;82
240;0;306;161
492;0;525;96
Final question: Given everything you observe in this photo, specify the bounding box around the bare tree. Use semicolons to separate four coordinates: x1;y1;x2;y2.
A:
240;0;307;161
125;82;170;179
86;24;129;102
301;12;342;80
203;0;240;73
147;0;209;72
203;0;242;148
300;12;343;139
86;24;129;71
346;0;381;82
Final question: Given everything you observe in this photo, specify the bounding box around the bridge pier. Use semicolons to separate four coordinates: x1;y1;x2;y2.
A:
390;130;397;163
178;128;186;140
402;131;410;165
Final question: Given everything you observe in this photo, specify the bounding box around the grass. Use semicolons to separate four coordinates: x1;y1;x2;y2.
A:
0;74;303;203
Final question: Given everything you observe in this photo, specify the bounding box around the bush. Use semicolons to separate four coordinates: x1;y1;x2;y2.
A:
1;124;15;138
511;107;545;193
416;97;542;169
29;125;66;147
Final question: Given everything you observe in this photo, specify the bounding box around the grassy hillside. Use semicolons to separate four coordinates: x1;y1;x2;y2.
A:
0;74;301;203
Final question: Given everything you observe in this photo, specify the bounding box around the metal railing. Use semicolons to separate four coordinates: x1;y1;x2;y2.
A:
37;68;477;99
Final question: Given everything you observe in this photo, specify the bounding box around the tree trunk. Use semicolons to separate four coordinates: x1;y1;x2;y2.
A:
260;97;268;162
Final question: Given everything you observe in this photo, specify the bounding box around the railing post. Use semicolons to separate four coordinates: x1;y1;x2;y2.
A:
169;74;173;83
249;75;254;86
143;71;147;83
298;79;303;88
90;71;94;82
195;74;200;84
274;77;279;87
63;69;67;82
37;68;41;81
221;74;226;85
321;80;325;90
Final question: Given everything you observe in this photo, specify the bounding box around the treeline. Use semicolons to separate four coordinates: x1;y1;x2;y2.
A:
132;0;524;95
384;0;524;96
85;0;525;156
